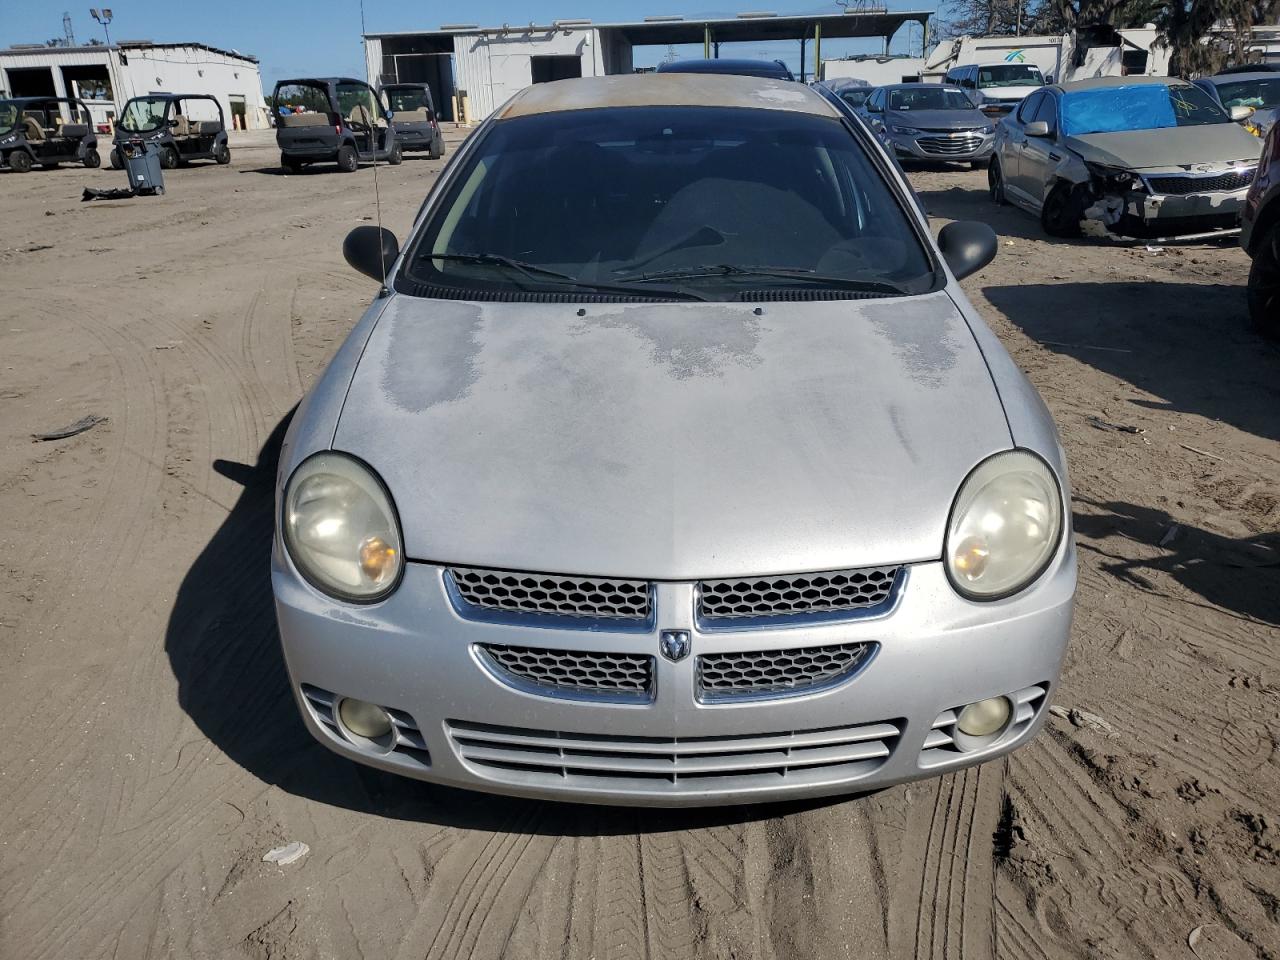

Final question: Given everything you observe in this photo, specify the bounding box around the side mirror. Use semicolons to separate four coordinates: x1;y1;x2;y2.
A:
1024;120;1051;138
938;221;998;281
343;226;400;284
1230;104;1252;122
384;108;395;122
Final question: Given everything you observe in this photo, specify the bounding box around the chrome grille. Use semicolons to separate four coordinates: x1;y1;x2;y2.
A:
919;684;1048;768
301;684;430;766
697;642;874;700
698;566;899;621
479;643;653;699
448;567;651;620
447;718;901;791
917;134;984;156
1146;168;1255;195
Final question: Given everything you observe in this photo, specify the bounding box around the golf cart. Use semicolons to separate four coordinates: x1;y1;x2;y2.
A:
0;96;100;172
274;77;402;173
381;82;446;159
110;94;230;170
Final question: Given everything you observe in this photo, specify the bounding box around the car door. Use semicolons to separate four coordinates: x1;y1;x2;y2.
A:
337;81;379;157
863;88;887;137
1018;92;1062;207
1002;91;1043;203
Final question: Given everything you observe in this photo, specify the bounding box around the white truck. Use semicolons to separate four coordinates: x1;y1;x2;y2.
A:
924;30;1170;85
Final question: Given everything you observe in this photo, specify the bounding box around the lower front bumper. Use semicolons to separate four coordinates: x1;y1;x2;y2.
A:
273;548;1076;806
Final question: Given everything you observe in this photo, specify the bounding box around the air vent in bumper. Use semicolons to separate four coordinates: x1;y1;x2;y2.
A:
919;684;1048;768
301;684;430;766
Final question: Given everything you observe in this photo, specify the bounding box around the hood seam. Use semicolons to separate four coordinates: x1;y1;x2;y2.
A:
945;287;1017;449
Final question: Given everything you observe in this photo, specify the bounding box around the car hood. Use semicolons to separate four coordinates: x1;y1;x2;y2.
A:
887;109;988;130
332;292;1012;580
1067;123;1263;170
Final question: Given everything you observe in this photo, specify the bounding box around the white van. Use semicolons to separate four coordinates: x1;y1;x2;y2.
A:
944;62;1046;118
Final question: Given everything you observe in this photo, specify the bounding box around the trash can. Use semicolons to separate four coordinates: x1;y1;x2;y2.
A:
122;139;164;196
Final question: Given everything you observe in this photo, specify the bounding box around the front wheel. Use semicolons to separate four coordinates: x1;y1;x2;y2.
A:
1041;181;1084;238
83;148;101;169
988;158;1006;205
158;145;179;170
8;150;33;173
281;153;303;174
387;142;403;165
336;144;358;173
109;148;123;170
1247;223;1280;339
214;144;231;165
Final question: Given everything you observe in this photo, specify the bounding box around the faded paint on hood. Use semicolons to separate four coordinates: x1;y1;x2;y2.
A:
1067;121;1263;171
333;292;1013;580
886;108;989;130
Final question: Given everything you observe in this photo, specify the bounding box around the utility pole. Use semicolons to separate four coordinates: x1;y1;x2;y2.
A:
63;12;76;46
90;8;123;119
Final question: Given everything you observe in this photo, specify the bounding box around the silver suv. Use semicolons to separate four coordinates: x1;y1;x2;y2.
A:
273;74;1075;806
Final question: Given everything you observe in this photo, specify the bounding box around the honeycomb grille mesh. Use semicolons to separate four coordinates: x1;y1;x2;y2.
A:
697;643;873;699
480;643;653;696
449;568;651;620
698;567;899;620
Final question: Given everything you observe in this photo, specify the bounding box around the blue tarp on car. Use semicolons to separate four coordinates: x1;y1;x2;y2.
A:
1061;84;1176;136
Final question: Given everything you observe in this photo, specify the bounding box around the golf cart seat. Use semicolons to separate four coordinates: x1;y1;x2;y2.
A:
192;120;221;135
280;112;328;128
22;115;46;141
59;123;89;138
171;115;192;137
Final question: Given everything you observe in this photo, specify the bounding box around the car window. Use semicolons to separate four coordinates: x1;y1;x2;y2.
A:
1032;93;1058;130
888;87;973;111
404;106;934;300
1212;77;1280;110
840;89;870;108
960;69;976;90
1016;92;1044;123
275;82;331;116
1061;83;1231;135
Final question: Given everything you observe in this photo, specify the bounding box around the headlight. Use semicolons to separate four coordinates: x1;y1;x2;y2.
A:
1085;162;1135;190
283;452;404;602
891;125;921;135
980;124;995;134
945;450;1063;600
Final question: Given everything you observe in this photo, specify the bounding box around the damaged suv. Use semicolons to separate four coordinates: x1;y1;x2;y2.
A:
990;76;1262;239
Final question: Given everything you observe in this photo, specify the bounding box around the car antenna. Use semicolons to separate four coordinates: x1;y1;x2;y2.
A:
359;0;390;298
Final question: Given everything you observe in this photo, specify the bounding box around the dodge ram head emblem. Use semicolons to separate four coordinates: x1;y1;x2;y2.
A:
659;630;691;662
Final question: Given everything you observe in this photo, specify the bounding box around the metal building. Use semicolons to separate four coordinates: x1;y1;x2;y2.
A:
364;9;932;122
0;41;269;129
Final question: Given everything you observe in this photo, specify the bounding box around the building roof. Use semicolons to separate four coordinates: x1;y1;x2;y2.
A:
367;9;931;45
497;73;838;120
0;40;257;64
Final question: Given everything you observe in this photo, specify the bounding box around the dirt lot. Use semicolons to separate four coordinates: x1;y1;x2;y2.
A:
1;130;1278;960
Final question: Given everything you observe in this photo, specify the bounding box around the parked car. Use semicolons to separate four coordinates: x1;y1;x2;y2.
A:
945;62;1046;118
110;94;229;170
382;82;446;159
273;73;1075;806
990;76;1263;238
1240;121;1280;337
657;58;795;81
0;96;100;172
860;83;995;168
1195;71;1280;140
818;76;873;110
273;77;402;173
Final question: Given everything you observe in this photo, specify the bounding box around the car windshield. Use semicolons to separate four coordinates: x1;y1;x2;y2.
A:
0;100;17;135
119;97;170;132
1213;77;1280;110
274;82;332;117
1062;83;1230;136
978;64;1044;88
840;90;870;107
404;106;933;300
386;87;429;113
889;87;973;110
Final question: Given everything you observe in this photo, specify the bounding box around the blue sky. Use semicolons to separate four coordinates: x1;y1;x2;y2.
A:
1;1;936;82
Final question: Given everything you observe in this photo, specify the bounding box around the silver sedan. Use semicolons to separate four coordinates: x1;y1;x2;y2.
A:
273;74;1076;806
861;83;995;167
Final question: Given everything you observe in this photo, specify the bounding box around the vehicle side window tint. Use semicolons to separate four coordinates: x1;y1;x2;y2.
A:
1033;94;1058;131
1016;92;1043;123
962;69;976;89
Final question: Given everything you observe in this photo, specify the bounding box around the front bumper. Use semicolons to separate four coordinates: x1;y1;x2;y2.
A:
890;130;994;162
273;546;1075;806
395;125;438;150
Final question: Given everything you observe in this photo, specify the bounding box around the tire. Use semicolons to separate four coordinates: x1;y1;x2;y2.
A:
281;154;303;174
988;158;1006;205
428;135;444;160
336;144;358;172
159;145;179;170
83;148;101;169
1247;223;1280;339
214;144;231;165
970;158;987;170
109;148;123;170
1041;181;1084;238
387;142;403;165
8;150;33;173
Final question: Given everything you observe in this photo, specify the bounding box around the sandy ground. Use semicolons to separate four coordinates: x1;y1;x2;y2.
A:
1;129;1278;960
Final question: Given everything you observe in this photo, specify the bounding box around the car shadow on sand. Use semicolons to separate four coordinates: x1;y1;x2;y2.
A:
1074;497;1280;626
165;413;853;832
983;281;1280;444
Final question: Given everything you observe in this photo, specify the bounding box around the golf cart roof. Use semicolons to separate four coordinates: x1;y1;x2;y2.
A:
276;77;366;87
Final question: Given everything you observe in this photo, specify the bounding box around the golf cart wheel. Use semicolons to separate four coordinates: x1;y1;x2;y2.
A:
1247;223;1280;339
215;144;231;165
336;144;358;173
387;143;403;165
281;154;303;174
109;148;123;170
159;146;179;170
8;150;33;173
988;158;1006;204
1041;181;1084;238
83;148;101;169
429;136;445;160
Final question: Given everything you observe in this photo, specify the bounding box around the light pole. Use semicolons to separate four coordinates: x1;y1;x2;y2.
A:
89;8;122;119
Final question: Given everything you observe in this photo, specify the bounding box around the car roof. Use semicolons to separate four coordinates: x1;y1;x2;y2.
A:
499;74;837;120
880;82;964;91
971;61;1042;68
659;58;788;73
1055;75;1189;93
1201;71;1278;85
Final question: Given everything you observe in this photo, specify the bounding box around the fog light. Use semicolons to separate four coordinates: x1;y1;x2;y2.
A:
956;697;1012;737
338;698;393;739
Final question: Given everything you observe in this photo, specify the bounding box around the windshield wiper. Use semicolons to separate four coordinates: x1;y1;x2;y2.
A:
617;264;905;295
425;253;708;300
